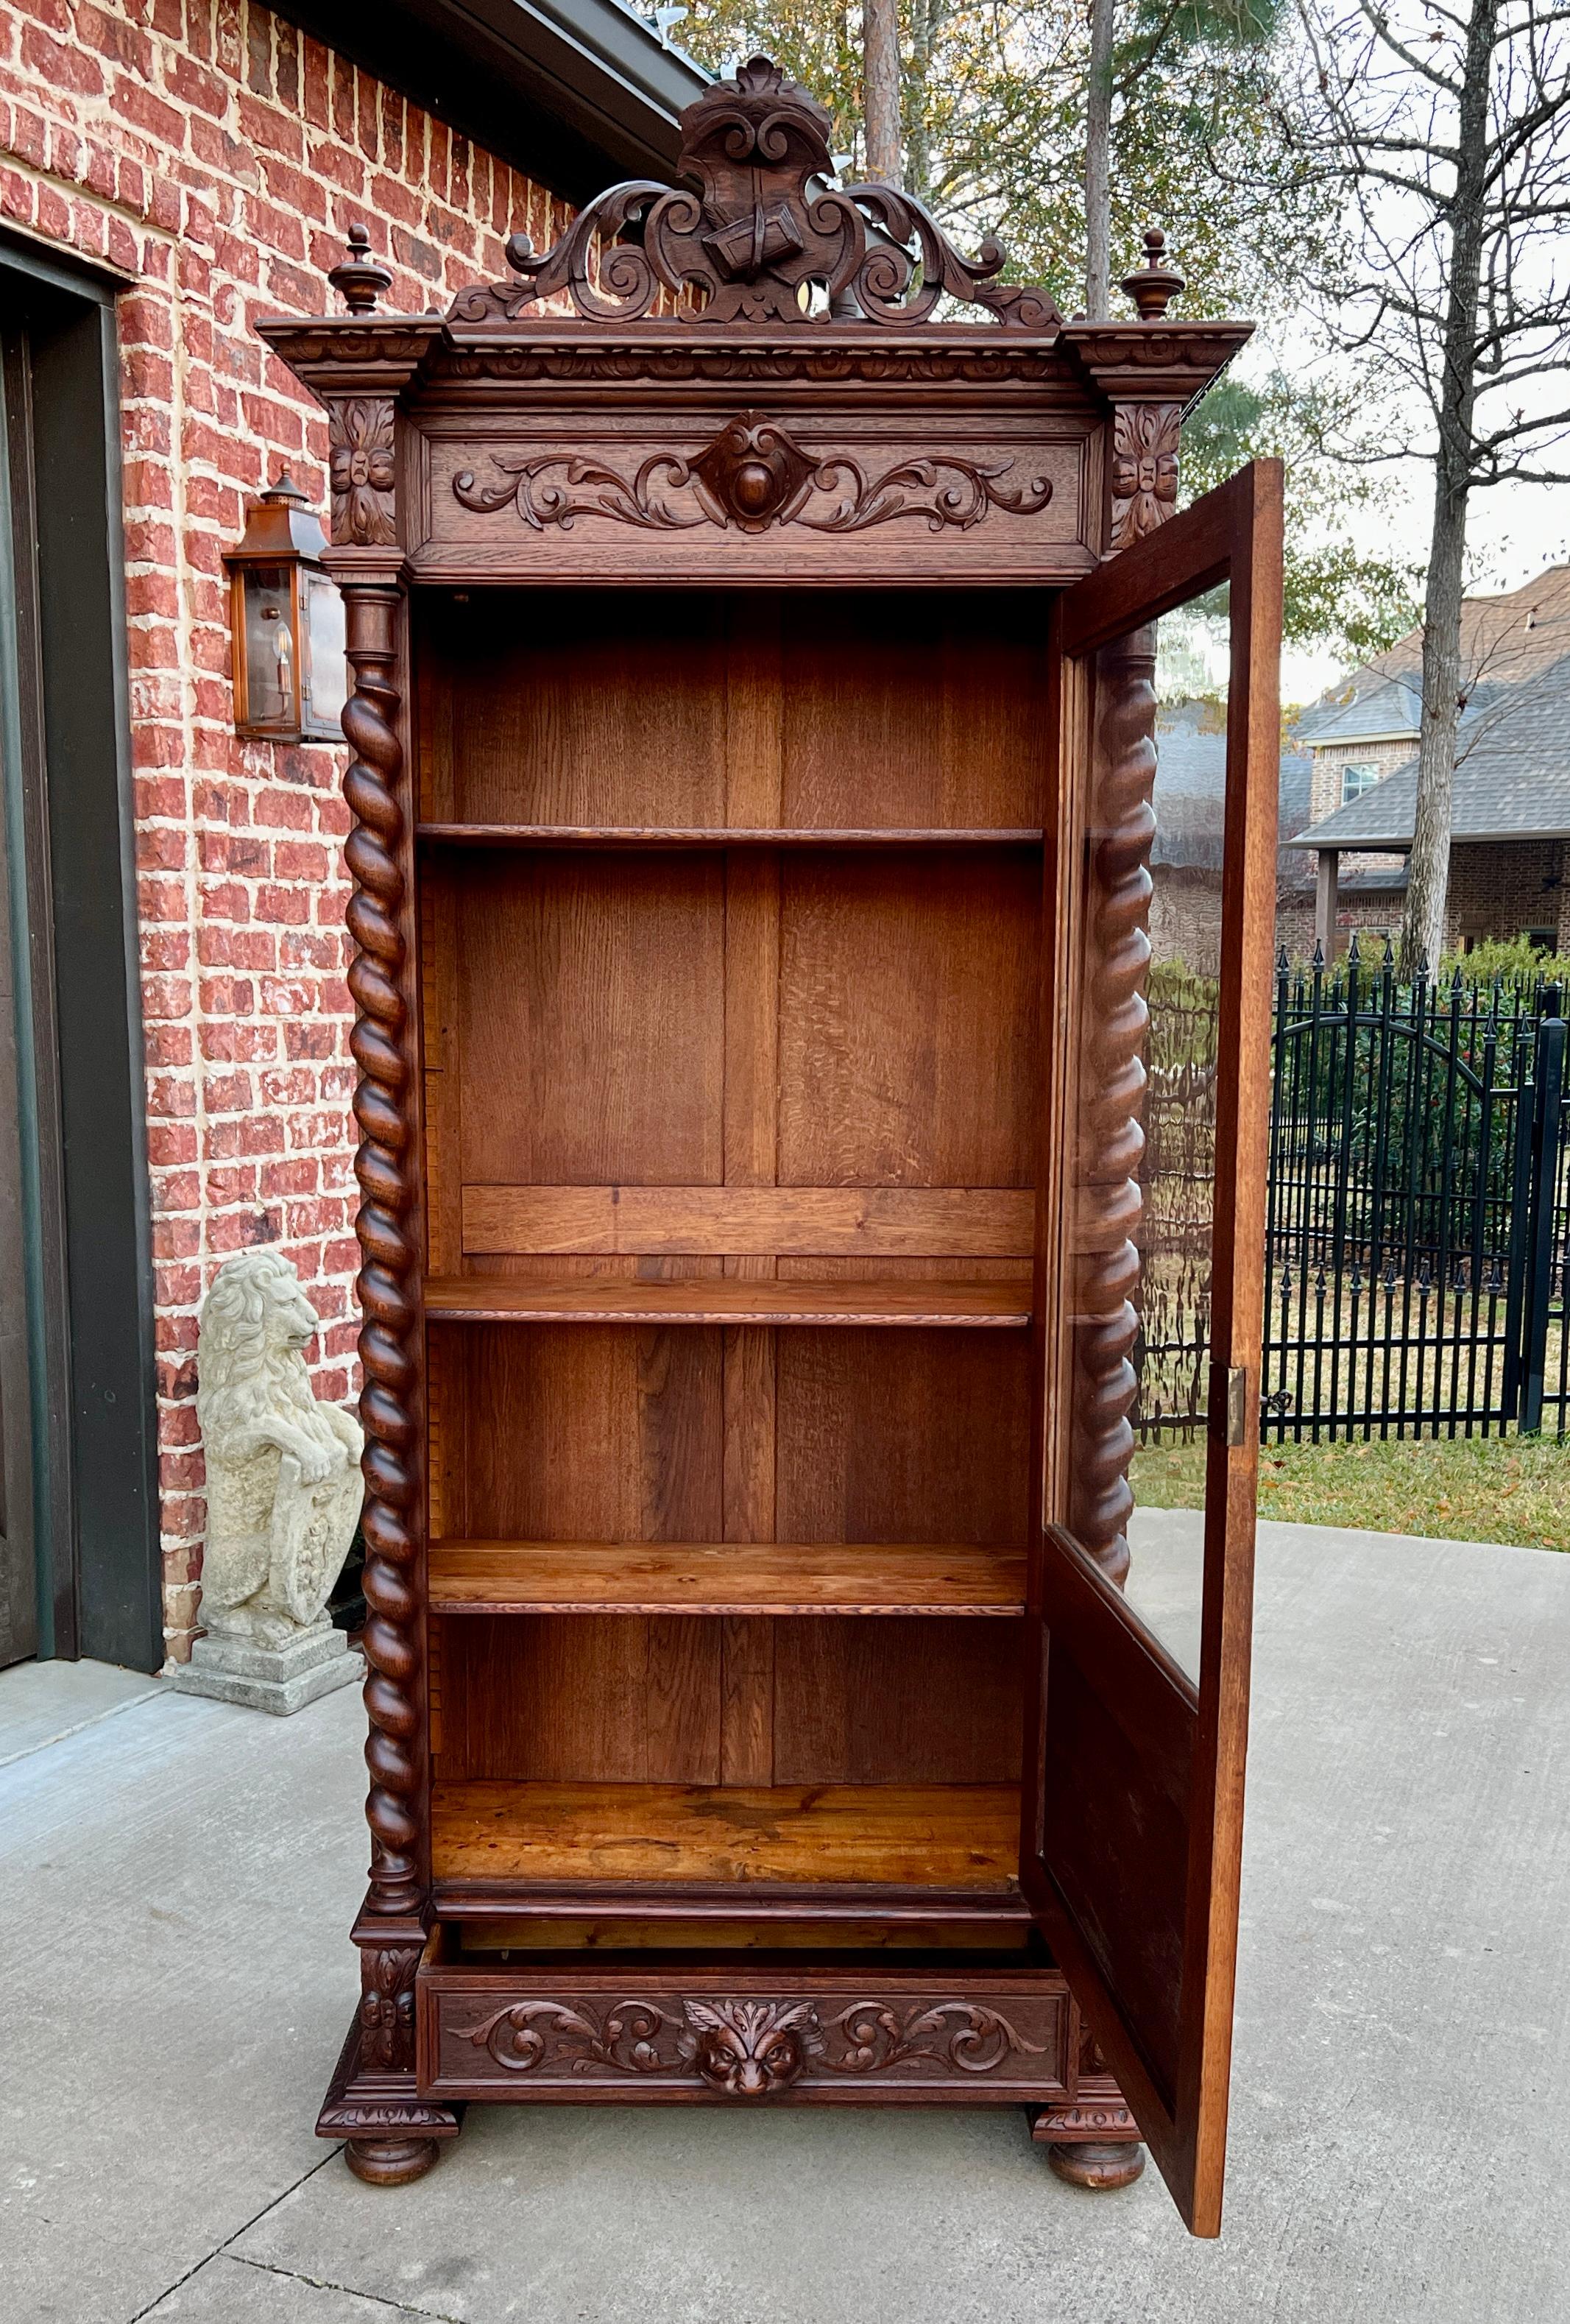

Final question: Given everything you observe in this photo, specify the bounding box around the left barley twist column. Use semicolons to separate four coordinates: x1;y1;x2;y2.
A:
333;557;425;1926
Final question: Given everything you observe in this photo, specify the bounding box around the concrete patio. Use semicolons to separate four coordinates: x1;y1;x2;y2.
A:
3;1517;1567;2324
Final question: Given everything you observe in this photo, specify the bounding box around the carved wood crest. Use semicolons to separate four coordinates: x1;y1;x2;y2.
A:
452;412;1052;537
448;56;1063;332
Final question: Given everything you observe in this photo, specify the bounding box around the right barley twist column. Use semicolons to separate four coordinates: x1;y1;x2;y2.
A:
1067;627;1159;1587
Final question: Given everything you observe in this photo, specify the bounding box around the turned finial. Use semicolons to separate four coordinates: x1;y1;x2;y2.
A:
1121;228;1185;319
329;222;392;316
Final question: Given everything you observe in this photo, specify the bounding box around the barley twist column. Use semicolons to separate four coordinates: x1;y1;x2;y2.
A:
1069;629;1159;1586
338;571;424;1924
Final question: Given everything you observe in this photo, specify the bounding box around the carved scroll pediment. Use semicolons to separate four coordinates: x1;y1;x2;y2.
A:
448;56;1064;333
451;412;1053;537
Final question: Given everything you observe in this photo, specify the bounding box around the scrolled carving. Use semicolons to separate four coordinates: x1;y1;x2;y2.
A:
465;1998;679;2076
1109;402;1181;548
329;399;397;546
818;2000;1048;2076
449;57;1062;334
453;1992;1047;2093
1069;632;1160;1587
339;582;423;1917
452;413;1051;537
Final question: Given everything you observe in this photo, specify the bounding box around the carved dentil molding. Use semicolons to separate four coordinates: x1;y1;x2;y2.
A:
452;412;1052;538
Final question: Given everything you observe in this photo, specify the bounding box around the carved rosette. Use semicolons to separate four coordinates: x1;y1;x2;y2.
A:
329;399;397;546
1069;632;1160;1586
452;414;1051;539
455;1994;1048;2094
1108;403;1181;550
339;581;424;1918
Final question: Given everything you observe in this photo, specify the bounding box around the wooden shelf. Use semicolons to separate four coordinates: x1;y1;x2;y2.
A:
431;1780;1022;1889
428;1540;1027;1617
417;823;1043;849
424;1277;1030;1327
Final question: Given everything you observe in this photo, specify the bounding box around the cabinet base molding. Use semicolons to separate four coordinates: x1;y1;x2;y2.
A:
317;2010;464;2175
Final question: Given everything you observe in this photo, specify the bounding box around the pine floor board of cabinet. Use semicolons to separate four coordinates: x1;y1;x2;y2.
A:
428;1540;1028;1617
422;1277;1032;1327
429;1779;1023;1888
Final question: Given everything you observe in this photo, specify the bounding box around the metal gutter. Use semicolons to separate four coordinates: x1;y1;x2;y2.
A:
270;0;711;203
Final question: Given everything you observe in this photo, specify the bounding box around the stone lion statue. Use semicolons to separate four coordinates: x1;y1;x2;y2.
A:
196;1248;364;1646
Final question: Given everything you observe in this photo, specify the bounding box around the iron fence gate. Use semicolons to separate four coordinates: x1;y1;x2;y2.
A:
1132;946;1570;1444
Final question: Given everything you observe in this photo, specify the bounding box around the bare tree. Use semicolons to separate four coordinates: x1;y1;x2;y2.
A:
1300;0;1570;971
863;0;903;181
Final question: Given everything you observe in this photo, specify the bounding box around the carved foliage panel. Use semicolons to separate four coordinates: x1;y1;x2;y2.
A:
418;417;1088;582
421;1979;1069;2099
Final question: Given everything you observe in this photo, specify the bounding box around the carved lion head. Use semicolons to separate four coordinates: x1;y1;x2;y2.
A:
198;1248;320;1385
680;1999;820;2097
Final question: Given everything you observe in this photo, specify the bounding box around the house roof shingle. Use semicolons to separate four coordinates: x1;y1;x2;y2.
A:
1290;642;1570;847
1296;565;1570;749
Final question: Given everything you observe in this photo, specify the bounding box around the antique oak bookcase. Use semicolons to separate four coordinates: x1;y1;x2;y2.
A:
263;58;1281;2237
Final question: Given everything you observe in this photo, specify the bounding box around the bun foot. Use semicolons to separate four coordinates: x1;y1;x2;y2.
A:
344;2133;441;2186
1045;2139;1146;2191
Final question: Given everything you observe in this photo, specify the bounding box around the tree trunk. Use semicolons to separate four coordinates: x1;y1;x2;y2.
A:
863;0;902;183
1085;0;1116;317
1399;0;1497;975
906;0;938;202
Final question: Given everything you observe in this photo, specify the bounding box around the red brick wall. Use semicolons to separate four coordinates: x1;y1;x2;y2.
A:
0;0;568;1661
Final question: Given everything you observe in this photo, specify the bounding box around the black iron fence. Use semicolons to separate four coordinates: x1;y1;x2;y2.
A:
1133;947;1570;1442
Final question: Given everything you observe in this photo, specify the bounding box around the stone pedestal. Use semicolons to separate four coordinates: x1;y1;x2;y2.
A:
172;1622;362;1715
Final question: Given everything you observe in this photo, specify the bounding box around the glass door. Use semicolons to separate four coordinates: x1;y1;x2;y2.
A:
1022;462;1284;2236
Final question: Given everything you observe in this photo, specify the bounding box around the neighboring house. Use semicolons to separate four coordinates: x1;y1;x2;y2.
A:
0;1;707;1674
1150;698;1315;968
1289;568;1570;956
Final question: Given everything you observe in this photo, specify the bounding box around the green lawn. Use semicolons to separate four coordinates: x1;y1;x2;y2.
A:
1129;1429;1570;1551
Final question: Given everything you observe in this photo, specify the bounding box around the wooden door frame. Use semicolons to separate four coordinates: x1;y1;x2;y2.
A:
1022;461;1284;2235
0;230;161;1670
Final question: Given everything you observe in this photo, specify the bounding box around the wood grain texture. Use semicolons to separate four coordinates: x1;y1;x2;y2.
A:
436;1615;722;1784
461;1185;1034;1257
430;1780;1022;1887
772;1618;1023;1784
417;825;1044;847
777;852;1039;1189
450;852;725;1189
434;1322;724;1543
428;1540;1027;1615
425;1277;1032;1325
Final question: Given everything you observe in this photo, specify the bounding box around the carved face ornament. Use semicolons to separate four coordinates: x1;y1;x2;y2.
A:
679;1999;821;2096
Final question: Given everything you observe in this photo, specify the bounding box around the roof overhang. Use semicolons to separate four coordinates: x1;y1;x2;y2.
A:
271;0;710;203
1306;726;1418;750
1288;827;1570;850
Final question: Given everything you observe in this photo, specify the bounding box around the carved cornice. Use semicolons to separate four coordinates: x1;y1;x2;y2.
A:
1061;319;1253;412
255;317;443;400
451;413;1052;537
447;57;1063;335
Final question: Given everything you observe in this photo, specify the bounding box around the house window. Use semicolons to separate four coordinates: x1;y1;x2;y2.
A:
1340;760;1379;804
